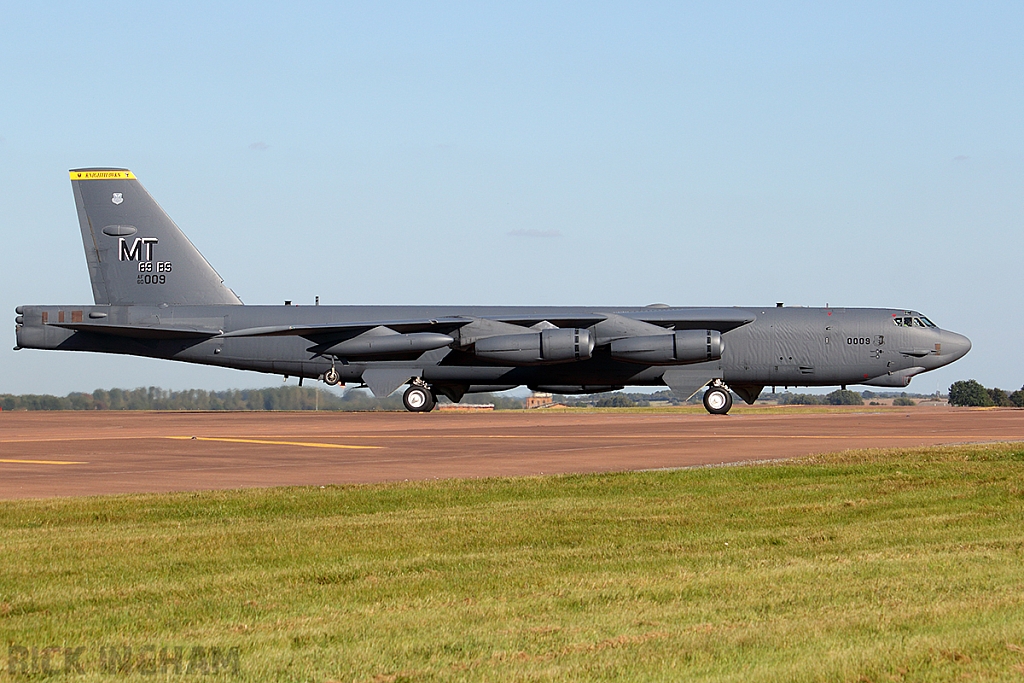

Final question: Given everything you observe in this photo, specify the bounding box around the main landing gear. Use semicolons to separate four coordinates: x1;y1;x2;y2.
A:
403;382;437;413
702;382;733;415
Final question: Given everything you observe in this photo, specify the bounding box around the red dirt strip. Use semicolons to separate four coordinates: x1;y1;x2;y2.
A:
0;407;1021;499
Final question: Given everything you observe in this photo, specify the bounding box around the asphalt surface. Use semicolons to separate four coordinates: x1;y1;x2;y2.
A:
1;407;1021;499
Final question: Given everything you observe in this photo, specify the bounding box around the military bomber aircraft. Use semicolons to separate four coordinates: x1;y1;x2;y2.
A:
14;169;972;413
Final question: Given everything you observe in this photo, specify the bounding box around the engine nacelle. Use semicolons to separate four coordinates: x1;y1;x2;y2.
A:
610;329;723;365
474;328;594;365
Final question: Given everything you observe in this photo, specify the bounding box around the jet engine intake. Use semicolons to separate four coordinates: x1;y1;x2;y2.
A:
473;328;594;364
610;329;723;365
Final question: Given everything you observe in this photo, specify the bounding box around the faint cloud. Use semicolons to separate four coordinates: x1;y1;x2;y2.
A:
249;141;269;151
953;155;969;162
508;228;562;238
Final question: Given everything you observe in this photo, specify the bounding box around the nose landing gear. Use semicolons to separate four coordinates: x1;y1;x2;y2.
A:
703;382;733;415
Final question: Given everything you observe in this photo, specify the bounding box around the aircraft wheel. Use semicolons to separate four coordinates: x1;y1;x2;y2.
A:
703;386;733;415
324;367;341;385
403;384;436;412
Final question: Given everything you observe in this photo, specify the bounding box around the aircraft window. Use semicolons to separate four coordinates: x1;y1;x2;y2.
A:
893;317;904;326
913;318;927;327
904;317;913;327
919;316;936;328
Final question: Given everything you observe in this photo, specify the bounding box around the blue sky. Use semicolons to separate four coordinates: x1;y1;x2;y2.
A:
1;2;1021;395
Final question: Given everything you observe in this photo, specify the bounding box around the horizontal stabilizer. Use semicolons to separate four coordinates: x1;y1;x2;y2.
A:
52;322;222;339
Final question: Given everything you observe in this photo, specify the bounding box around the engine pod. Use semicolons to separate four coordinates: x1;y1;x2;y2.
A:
610;329;723;364
474;328;594;364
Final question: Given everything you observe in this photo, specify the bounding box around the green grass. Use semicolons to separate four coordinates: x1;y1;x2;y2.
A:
3;444;1024;681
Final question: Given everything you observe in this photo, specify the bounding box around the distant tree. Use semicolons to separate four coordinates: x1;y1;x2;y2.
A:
0;385;529;412
892;397;916;407
22;394;69;410
826;389;864;405
1011;387;1024;408
948;380;995;407
987;388;1014;407
777;393;825;405
596;395;637;408
67;393;94;410
461;393;524;409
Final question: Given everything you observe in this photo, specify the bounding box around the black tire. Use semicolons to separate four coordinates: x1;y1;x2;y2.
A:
323;367;341;385
703;386;733;415
403;385;436;412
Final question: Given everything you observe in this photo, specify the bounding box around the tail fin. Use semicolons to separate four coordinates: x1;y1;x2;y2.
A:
70;168;242;306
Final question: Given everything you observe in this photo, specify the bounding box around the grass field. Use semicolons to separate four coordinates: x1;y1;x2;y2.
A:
3;443;1024;682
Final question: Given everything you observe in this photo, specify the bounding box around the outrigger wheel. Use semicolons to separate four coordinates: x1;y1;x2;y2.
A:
403;384;436;413
323;366;341;386
702;384;733;415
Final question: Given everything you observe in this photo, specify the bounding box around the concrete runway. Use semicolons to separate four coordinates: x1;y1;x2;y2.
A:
1;407;1021;499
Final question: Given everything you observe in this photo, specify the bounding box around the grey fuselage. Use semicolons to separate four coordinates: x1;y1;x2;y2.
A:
13;168;972;406
14;302;971;398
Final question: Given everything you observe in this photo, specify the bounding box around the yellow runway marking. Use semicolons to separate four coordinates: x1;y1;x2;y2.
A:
164;436;382;450
0;458;87;465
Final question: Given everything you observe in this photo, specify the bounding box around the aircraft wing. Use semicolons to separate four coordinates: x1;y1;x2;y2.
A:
216;317;472;340
453;308;756;332
51;322;222;339
617;308;756;331
47;309;755;348
217;308;756;341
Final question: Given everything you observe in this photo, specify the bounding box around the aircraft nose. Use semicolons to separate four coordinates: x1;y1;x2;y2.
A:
940;330;971;362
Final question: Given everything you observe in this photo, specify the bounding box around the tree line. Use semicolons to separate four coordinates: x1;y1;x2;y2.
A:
3;382;1019;411
0;386;525;412
948;380;1024;407
560;388;924;407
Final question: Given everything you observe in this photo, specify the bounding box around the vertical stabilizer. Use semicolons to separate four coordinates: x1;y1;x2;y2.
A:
71;168;242;306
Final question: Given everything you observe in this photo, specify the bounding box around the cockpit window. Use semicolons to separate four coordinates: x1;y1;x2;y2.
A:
892;315;937;327
894;315;937;328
